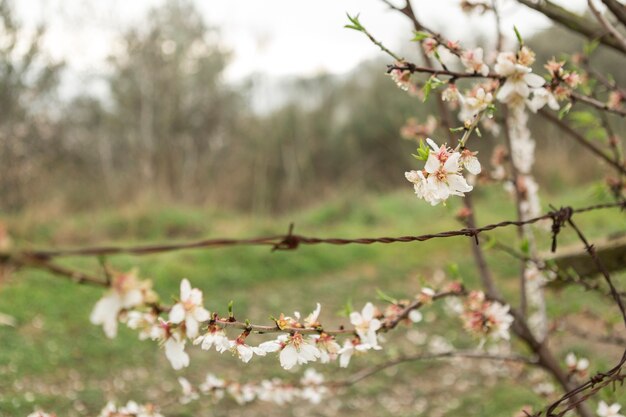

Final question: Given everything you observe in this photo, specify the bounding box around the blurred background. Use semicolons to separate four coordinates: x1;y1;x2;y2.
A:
1;0;623;214
1;0;625;416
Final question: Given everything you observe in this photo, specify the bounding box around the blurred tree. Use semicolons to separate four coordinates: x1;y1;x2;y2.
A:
102;0;238;202
0;0;63;211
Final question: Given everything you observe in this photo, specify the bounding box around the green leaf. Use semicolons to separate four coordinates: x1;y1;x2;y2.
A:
569;111;599;128
412;139;431;161
520;238;530;255
447;263;460;280
376;288;398;304
558;102;572;120
344;13;364;32
583;38;600;56
513;25;524;46
338;298;353;317
422;75;444;102
411;31;431;42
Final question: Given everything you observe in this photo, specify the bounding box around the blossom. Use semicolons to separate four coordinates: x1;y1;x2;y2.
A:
194;324;230;353
460;291;514;341
229;339;268;363
279;332;321;370
199;373;226;397
460;149;482;175
299;369;327;404
597;401;624;417
422;38;438;56
90;270;154;338
459;87;493;120
494;51;545;105
164;332;190;370
178;377;199;404
125;311;160;340
405;138;474;206
350;302;383;348
389;60;412;91
311;332;341;363
565;352;590;376
169;278;210;339
338;338;374;368
526;87;559;112
27;413;56;417
483;302;514;341
461;47;489;76
98;401;163;417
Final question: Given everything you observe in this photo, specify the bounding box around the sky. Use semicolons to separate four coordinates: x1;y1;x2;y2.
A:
15;0;589;85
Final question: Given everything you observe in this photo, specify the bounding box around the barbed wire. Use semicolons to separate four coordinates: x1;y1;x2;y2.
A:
10;201;624;262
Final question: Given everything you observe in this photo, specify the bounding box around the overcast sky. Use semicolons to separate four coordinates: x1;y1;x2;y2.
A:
15;0;589;84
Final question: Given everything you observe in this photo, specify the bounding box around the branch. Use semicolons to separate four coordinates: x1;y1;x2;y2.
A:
539;109;626;175
516;0;626;54
601;0;626;26
588;0;626;52
570;91;626;117
336;350;539;387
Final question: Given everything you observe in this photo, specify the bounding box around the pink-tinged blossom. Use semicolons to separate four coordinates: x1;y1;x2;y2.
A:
406;139;474;206
389;60;412;91
350;302;383;348
460;291;514;342
597;402;624;417
27;413;56;417
90;270;153;338
311;332;341;363
169;278;210;339
422;38;438;56
461;47;489;76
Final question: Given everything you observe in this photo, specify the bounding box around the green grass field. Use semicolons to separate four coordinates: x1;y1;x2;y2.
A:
1;186;624;417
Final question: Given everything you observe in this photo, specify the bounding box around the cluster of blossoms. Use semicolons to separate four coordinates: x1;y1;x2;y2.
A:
405;138;480;205
458;291;514;342
27;402;163;417
90;273;474;373
178;368;328;406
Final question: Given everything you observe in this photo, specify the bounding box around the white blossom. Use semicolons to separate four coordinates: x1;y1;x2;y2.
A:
279;333;321;370
350;302;383;348
164;333;190;370
90;271;150;338
527;87;559;112
169;278;210;339
598;401;624;417
194;325;230;353
494;51;545;105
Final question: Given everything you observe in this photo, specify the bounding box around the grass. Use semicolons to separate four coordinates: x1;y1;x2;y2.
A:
0;185;624;417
